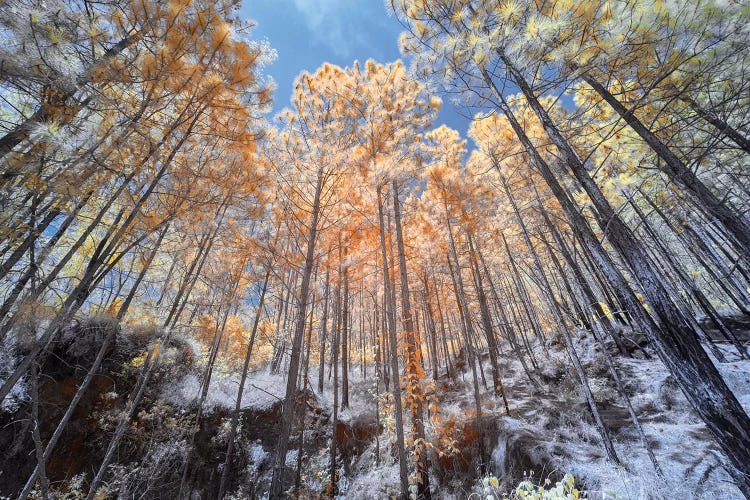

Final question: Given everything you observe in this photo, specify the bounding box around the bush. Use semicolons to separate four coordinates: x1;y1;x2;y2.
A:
479;471;585;500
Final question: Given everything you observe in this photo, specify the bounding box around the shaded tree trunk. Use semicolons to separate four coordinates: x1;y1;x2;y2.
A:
376;185;409;499
270;167;324;498
485;62;750;495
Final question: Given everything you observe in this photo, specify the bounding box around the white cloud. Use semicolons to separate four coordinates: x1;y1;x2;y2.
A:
290;0;386;58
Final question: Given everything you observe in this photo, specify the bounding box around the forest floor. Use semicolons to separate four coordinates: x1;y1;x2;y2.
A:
2;317;749;499
175;318;750;499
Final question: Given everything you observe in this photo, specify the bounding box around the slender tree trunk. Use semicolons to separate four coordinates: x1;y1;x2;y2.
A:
86;341;159;500
218;265;271;499
432;275;454;378
591;321;665;478
0;176;132;335
501;225;620;465
422;276;440;381
272;270;299;374
392;180;432;499
85;212;217;499
318;266;331;394
629;198;747;359
341;256;349;410
269;167;324;498
651;199;750;312
179;258;246;498
376;185;409;499
328;266;342;498
467;233;510;412
582;73;750;259
30;363;49;500
486;63;750;495
0;191;90;283
271;271;291;373
532;188;622;340
503;233;546;350
446;253;485;472
18;226;168;500
476;242;539;386
296;288;316;496
677;93;750;154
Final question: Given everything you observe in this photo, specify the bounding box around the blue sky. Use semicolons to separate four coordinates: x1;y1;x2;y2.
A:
241;0;474;138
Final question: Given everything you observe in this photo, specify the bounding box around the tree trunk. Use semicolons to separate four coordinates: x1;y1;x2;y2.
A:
328;260;342;498
446;253;485;472
422;276;440;381
485;62;750;495
269;167;324;498
679;93;750;154
376;185;409;499
392;180;432;499
318;266;331;394
218;265;271;499
341;256;349;409
467;233;510;412
582;73;750;259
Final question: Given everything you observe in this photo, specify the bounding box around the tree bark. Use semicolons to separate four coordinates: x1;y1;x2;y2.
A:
582;73;750;259
341;256;350;410
376;185;409;499
318;266;331;394
218;265;271;499
269;166;324;498
485;62;750;495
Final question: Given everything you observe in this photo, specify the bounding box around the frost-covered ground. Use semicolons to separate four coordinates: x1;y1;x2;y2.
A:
164;366;289;412
310;327;750;499
570;346;749;500
481;330;749;500
4;320;749;499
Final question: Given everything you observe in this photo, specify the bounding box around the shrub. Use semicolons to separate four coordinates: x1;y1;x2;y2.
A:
479;471;585;500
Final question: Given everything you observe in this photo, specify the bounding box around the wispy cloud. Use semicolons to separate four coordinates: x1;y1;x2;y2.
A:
290;0;395;59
